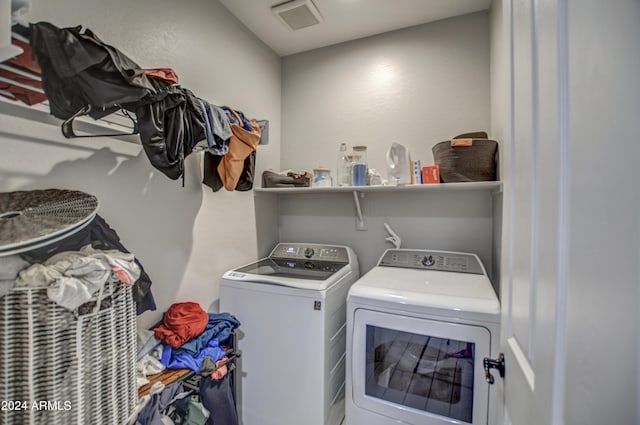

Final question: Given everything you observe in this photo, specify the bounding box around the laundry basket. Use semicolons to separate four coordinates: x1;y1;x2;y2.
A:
0;277;137;425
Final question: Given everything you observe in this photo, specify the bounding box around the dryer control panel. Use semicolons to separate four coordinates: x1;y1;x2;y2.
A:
378;249;485;275
270;243;350;263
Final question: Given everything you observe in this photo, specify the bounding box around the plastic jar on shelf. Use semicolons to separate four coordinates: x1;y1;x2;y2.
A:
351;145;368;186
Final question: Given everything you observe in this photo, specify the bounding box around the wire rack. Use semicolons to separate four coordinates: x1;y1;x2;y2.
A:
0;277;137;425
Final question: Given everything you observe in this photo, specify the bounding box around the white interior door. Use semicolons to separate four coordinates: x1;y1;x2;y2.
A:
499;1;564;424
498;0;640;424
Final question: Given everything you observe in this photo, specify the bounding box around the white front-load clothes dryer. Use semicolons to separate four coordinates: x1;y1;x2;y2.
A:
346;249;501;425
220;243;359;425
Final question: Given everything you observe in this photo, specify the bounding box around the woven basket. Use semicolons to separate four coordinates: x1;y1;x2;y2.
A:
0;278;137;425
0;189;98;256
432;134;498;182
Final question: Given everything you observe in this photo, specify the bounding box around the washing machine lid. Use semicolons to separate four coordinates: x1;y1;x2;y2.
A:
233;257;346;281
349;251;500;322
222;243;357;291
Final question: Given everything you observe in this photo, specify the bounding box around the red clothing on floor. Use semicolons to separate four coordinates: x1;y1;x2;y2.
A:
154;302;209;348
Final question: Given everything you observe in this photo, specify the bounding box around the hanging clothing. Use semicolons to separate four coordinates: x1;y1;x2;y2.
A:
29;21;156;120
202;106;260;192
29;22;207;181
202;150;256;192
222;106;252;131
199;374;238;425
144;68;180;85
218;107;260;190
194;100;232;155
135;79;207;180
26;22;264;183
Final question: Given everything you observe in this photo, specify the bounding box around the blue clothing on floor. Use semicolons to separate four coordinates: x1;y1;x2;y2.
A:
161;336;226;373
175;312;240;357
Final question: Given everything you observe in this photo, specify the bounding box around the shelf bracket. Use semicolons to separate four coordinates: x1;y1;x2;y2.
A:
352;190;367;231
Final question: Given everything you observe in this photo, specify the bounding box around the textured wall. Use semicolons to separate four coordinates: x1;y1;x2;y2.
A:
281;12;490;181
0;0;281;327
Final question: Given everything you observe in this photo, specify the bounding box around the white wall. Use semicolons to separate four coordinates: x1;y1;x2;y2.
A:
564;1;639;423
263;12;498;285
0;0;281;328
281;12;490;180
259;188;498;278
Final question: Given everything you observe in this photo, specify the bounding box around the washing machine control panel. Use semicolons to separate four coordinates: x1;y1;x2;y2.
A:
271;243;350;263
378;249;484;275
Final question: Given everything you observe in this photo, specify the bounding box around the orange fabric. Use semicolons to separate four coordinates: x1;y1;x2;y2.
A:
217;108;260;191
154;302;209;349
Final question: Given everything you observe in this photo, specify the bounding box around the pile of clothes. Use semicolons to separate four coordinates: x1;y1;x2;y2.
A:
0;214;155;315
129;381;210;425
134;302;240;425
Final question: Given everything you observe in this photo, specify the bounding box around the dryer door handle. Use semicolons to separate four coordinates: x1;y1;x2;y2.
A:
483;353;505;384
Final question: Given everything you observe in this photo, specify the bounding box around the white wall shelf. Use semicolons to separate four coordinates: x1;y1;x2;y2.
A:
253;180;503;292
254;181;502;195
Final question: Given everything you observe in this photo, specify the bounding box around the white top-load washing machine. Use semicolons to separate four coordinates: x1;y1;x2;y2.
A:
346;249;500;425
220;243;360;425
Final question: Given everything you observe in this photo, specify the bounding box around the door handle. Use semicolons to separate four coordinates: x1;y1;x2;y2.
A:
483;353;505;384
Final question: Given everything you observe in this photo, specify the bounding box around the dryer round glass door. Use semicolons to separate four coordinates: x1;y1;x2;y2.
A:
352;309;493;425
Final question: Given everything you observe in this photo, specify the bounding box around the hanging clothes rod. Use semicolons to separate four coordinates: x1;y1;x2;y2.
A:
0;97;141;144
61;104;139;138
1;26;270;147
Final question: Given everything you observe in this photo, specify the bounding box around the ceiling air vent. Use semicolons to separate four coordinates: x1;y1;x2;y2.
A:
271;0;323;31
